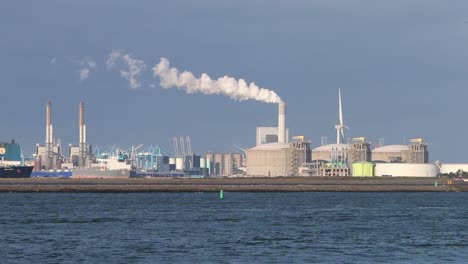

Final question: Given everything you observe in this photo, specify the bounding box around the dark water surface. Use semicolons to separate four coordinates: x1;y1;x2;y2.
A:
1;192;468;263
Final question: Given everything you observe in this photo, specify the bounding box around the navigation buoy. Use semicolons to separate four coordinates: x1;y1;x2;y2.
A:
219;190;224;199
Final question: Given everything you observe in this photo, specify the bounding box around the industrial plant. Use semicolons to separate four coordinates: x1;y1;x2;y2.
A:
34;101;63;171
243;89;467;178
9;87;468;179
29;101;245;178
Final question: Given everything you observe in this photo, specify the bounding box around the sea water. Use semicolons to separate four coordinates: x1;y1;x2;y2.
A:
1;192;467;263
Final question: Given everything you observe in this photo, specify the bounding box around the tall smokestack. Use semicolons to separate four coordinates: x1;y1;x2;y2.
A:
278;102;286;144
79;102;87;167
79;102;84;126
45;101;53;170
46;101;52;144
79;102;84;144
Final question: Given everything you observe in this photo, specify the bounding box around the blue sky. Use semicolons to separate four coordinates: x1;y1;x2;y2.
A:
1;1;468;162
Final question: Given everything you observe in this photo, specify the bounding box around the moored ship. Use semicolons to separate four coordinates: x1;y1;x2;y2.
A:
0;140;33;178
0;165;33;178
71;149;132;178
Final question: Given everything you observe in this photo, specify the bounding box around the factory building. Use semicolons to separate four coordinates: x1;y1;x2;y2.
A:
67;102;92;168
371;139;428;163
35;101;95;171
290;139;312;168
256;127;289;146
371;145;408;163
35;101;63;170
307;89;372;176
310;139;428;176
246;143;294;176
157;156;170;172
246;103;312;176
303;90;433;177
222;153;233;176
348;139;372;164
310;138;371;176
312;144;348;162
246;141;311;176
311;140;371;163
204;152;244;176
351;162;375;177
179;154;209;177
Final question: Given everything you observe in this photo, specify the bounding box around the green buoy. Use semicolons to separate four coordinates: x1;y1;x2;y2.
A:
219;190;224;199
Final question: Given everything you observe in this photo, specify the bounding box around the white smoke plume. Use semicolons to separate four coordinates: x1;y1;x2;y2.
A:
152;58;282;103
80;68;90;80
106;49;146;89
120;54;146;89
106;50;122;69
78;57;97;81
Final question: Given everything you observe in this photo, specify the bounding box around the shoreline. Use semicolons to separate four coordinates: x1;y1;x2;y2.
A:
0;177;467;192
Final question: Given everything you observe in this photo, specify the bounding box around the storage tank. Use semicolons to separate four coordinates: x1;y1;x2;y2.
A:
372;145;409;163
200;158;206;168
169;158;176;165
352;162;375;177
374;163;439;177
312;143;349;162
439;164;468;174
175;157;184;171
246;142;295;176
206;157;211;175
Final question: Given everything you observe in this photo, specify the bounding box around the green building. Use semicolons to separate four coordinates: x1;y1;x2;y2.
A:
352;162;375;177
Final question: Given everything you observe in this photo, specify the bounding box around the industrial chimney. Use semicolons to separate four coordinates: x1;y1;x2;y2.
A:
79;102;87;167
278;102;286;143
45;101;53;170
46;101;53;145
79;102;86;145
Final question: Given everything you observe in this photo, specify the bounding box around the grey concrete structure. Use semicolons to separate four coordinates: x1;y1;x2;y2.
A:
246;143;294;176
348;142;372;164
312;143;349;162
35;101;62;170
256;127;290;146
204;152;244;176
372;141;428;163
246;142;311;176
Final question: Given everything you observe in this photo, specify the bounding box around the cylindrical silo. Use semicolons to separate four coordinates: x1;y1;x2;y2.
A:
200;158;206;168
175;157;184;171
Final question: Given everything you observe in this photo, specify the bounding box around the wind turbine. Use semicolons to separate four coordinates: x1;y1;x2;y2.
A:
334;88;349;144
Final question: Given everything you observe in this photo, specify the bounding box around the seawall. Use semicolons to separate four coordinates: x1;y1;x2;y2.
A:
0;177;467;192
